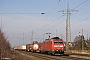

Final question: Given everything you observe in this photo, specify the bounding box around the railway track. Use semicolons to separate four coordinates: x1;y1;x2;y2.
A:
15;50;90;60
17;51;63;60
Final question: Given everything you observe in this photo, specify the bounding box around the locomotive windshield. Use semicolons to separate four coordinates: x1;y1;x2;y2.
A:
54;41;63;44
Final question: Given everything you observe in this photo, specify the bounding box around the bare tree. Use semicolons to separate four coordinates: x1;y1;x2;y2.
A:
0;29;11;59
86;37;90;50
74;35;86;51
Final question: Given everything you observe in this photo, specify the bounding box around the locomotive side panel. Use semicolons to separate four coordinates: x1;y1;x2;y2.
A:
41;39;53;54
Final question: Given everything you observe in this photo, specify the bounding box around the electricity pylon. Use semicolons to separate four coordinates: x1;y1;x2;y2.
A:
59;3;78;52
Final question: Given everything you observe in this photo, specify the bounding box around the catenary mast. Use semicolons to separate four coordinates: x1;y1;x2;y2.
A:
59;3;78;51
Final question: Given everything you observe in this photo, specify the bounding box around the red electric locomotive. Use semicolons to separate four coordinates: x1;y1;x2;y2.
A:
41;37;64;55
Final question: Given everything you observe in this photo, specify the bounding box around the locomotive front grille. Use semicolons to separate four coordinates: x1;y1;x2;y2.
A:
54;50;64;54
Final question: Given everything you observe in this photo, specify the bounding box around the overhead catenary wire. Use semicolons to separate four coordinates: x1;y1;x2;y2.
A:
34;0;70;34
0;12;46;14
56;17;89;31
50;16;89;41
70;18;89;33
34;0;66;33
35;15;65;33
71;18;89;26
70;0;90;36
35;0;90;36
39;0;90;37
73;0;89;9
52;0;88;30
55;0;90;30
1;0;90;41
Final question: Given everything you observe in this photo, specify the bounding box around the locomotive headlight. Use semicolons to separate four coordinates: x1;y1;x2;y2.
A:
60;45;63;47
54;46;57;47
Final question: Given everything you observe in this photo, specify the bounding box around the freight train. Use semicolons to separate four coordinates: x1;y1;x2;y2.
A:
14;37;65;55
14;45;26;51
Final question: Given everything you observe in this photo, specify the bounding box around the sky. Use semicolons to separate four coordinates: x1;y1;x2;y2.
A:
0;0;90;47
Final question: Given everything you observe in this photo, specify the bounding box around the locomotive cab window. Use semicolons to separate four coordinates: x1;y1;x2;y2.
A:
54;41;63;44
